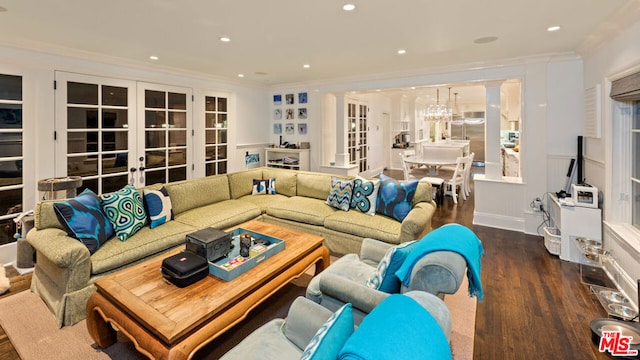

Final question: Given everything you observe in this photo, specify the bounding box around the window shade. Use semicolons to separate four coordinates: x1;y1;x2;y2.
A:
610;71;640;101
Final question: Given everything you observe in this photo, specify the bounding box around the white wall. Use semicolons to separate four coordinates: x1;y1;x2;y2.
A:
581;18;640;303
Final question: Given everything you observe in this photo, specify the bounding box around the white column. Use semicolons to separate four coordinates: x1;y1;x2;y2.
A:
334;94;349;166
484;81;503;179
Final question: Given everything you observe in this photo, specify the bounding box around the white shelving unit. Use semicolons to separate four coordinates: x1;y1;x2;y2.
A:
547;194;602;263
264;148;310;171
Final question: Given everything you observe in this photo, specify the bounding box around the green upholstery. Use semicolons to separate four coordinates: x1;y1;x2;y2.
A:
27;166;435;327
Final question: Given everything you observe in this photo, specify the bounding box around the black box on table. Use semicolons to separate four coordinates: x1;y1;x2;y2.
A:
161;251;209;287
185;227;231;262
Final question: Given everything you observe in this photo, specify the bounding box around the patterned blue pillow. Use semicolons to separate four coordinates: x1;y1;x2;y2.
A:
365;240;418;293
53;189;114;254
375;174;418;221
326;177;354;211
350;176;380;216
100;185;147;241
301;303;354;360
252;178;277;195
143;187;173;229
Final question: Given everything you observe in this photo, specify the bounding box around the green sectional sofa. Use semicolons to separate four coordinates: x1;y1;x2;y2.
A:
27;167;436;326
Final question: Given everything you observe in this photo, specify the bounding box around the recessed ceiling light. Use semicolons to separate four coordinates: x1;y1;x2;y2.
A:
237;74;245;78
397;49;407;55
343;4;356;11
303;64;311;69
547;25;561;32
473;36;498;44
149;55;159;61
220;37;231;42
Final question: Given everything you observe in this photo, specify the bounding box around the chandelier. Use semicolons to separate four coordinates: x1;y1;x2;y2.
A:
425;88;452;121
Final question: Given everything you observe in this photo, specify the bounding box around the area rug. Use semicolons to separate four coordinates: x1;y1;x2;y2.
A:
0;279;476;360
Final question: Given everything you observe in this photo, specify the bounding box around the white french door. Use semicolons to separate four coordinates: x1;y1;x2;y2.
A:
55;72;137;193
137;82;193;185
55;74;194;193
347;99;369;174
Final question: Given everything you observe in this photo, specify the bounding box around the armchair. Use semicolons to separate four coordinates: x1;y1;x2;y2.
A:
305;237;466;323
219;291;451;360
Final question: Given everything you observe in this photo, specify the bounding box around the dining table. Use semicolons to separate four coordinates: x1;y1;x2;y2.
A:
404;155;459;176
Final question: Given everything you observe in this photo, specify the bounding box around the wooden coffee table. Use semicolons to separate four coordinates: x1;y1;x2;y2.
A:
86;220;329;360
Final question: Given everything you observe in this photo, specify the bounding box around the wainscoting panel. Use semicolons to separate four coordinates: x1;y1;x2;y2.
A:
473;176;525;232
546;154;575;194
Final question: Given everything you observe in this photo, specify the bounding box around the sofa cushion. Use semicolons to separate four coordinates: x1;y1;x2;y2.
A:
174;199;262;229
326;177;354;212
91;220;197;274
165;174;230;215
324;212;403;244
143;187;174;229
350;176;380;216
267;197;337;226
53;189;114;254
297;172;336;200
365;240;418;293
228;168;263;199
100;185;148;241
263;168;297;197
376;174;418;222
252;178;277;195
301;303;353;360
237;194;289;212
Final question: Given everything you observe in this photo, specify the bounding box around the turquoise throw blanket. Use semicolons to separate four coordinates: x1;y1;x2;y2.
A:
395;223;484;301
339;294;452;360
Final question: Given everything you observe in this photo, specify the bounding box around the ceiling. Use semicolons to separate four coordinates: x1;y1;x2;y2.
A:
0;0;637;85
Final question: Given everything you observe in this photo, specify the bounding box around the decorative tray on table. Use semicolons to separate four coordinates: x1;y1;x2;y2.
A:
208;228;285;281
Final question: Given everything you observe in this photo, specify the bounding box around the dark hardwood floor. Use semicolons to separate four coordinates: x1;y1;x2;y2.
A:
0;169;612;359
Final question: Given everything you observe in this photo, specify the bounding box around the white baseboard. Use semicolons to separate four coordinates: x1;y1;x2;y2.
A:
473;211;525;233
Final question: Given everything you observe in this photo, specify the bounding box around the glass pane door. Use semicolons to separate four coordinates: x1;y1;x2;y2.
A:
0;74;23;245
359;103;368;173
138;83;192;185
55;73;136;194
346;100;369;174
205;95;228;175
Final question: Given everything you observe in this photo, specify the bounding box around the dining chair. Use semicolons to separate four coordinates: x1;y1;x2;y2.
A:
442;156;467;204
400;153;444;205
463;152;475;198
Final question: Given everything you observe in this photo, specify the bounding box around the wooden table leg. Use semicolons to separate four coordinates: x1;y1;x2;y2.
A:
314;246;331;275
86;292;117;348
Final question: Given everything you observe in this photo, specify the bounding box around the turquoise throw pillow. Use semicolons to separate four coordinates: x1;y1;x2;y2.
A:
326;177;354;212
338;295;452;360
143;186;173;229
349;176;380;216
53;189;114;254
375;174;418;221
101;185;147;241
365;240;418;293
301;303;354;360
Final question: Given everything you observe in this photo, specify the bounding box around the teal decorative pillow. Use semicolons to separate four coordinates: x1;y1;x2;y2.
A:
375;174;418;221
338;295;451;360
100;185;147;241
350;176;380;216
301;303;354;360
53;189;114;254
366;240;418;293
143;187;173;229
326;177;354;212
252;178;277;195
